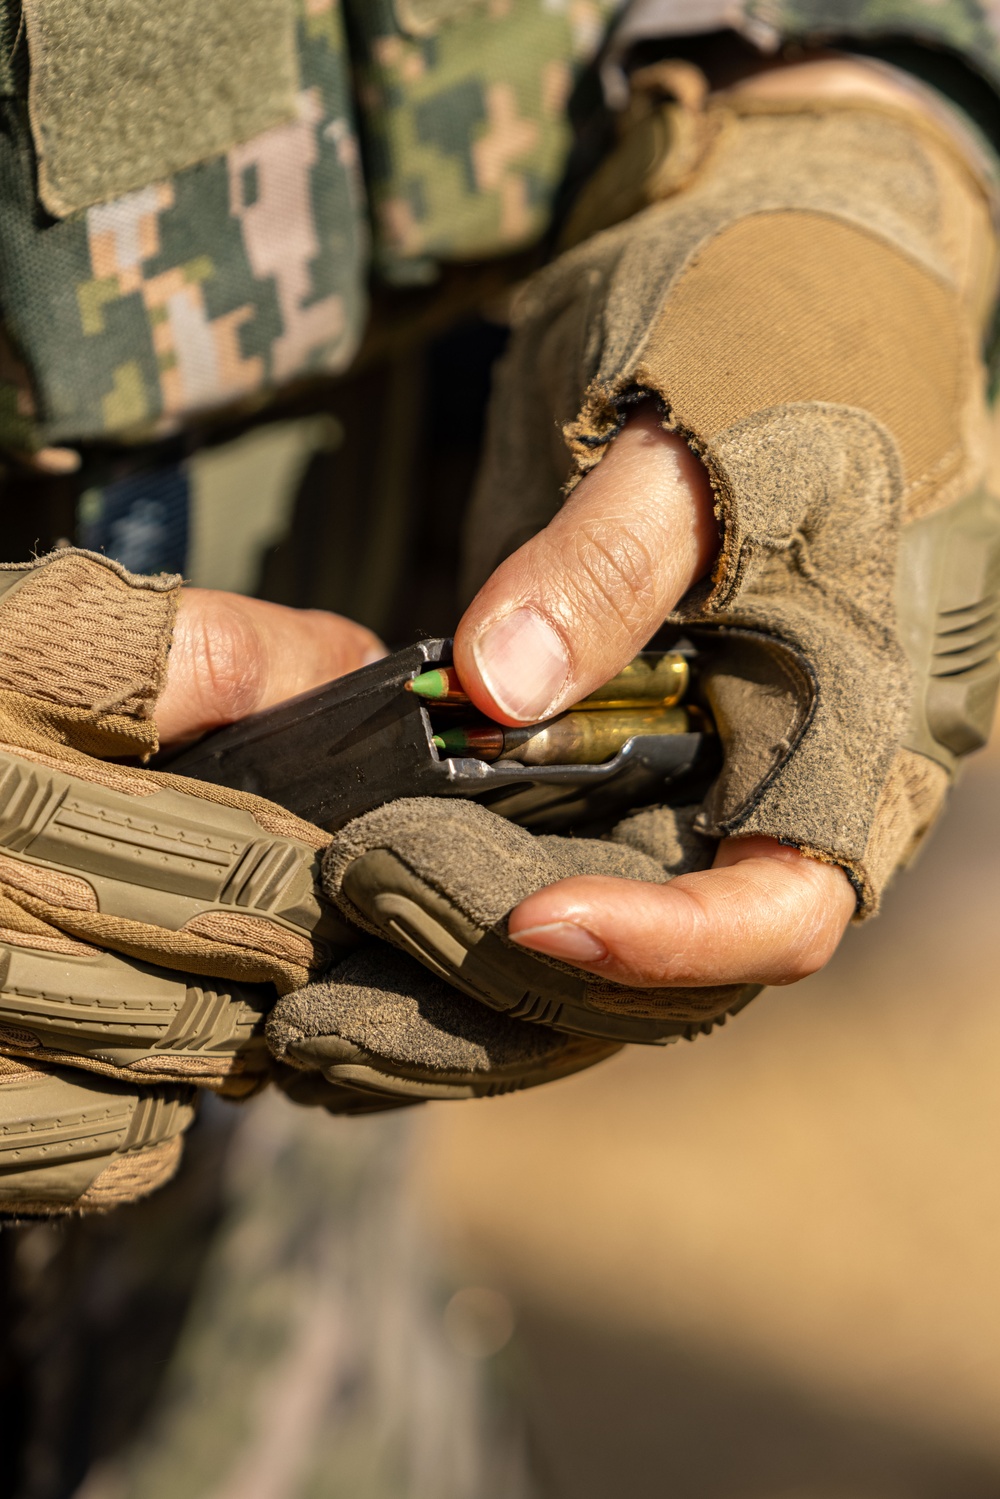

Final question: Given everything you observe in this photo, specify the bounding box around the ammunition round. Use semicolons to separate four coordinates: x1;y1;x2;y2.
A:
576;653;689;709
498;707;689;764
411;652;690;712
434;725;506;760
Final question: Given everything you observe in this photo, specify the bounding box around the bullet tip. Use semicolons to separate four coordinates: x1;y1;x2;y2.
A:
409;669;448;699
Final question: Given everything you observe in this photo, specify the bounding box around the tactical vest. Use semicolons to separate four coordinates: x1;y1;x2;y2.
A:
1;0;998;453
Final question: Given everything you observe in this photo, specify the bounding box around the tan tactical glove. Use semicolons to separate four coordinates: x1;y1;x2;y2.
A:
267;799;738;1101
288;80;1000;1058
468;79;1000;916
0;549;335;1212
0;551;616;1212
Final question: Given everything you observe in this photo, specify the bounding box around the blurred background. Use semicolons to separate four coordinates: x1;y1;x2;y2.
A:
415;728;1000;1499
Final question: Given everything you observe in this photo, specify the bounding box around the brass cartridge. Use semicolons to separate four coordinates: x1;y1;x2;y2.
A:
434;706;689;765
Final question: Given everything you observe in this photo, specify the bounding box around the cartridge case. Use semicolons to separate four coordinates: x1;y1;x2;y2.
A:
499;707;689;764
575;653;688;709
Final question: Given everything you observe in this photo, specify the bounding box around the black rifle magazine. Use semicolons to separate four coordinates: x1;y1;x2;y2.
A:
164;638;716;834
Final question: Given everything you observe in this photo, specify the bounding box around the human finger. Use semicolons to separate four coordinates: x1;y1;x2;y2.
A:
453;404;718;725
156;588;384;746
507;836;856;988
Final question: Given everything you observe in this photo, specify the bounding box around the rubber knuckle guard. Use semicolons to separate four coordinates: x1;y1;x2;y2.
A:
0;747;340;983
324;798;760;1040
0;937;272;1092
0;1056;194;1216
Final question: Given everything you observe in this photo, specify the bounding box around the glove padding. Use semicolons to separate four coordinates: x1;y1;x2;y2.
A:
0;547;361;1211
462;83;1000;915
0;551;345;994
0;1053;195;1218
316;796;760;1042
269;943;621;1101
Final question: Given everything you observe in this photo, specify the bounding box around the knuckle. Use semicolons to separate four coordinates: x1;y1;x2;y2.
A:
774;907;843;985
565;518;663;636
193;603;268;723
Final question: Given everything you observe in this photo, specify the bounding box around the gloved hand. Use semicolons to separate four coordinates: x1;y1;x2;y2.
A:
267;777;758;1096
0;554;361;1212
0;558;618;1212
466;67;1000;920
280;61;1000;1063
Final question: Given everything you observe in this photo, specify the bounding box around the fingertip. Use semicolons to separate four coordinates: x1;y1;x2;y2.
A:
506;849;854;988
455;405;720;723
509;920;609;963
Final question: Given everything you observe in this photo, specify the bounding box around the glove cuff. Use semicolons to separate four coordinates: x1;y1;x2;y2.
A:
0;548;181;761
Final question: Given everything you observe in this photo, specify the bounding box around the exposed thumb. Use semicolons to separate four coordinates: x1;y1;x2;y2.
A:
453;404;719;725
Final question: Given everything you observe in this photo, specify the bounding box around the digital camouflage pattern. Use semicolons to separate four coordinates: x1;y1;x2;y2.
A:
347;0;624;274
0;0;368;449
761;0;1000;78
2;0;1000;449
611;0;1000;80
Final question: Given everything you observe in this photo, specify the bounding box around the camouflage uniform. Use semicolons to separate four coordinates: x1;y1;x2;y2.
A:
0;0;623;451
3;2;1000;1497
1;0;999;457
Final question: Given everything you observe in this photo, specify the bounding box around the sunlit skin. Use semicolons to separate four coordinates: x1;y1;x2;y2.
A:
157;54;945;991
155;417;854;993
156;589;383;746
452;405;856;987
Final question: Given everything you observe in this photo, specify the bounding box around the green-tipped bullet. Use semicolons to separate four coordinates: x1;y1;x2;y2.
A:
407;666;467;703
433;709;689;765
432;725;505;760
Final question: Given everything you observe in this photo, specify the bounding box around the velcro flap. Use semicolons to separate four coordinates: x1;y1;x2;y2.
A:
24;0;300;218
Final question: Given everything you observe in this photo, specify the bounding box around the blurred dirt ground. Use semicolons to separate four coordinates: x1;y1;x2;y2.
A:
415;737;1000;1498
